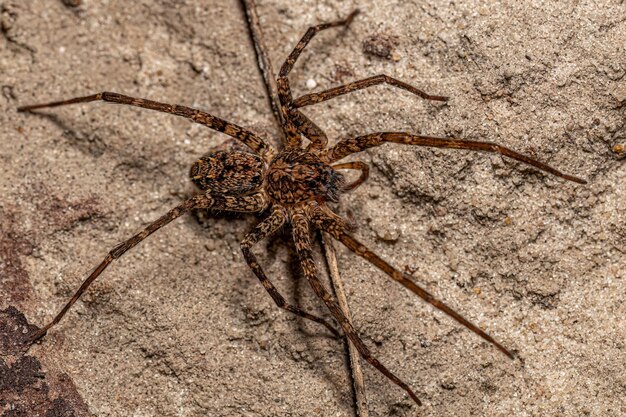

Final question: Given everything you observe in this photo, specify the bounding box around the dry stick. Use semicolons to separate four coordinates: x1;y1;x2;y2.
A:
240;1;369;414
322;232;369;417
240;0;286;143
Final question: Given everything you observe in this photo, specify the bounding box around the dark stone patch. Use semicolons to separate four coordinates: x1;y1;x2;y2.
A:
0;306;39;355
33;192;100;234
0;212;35;307
0;307;91;417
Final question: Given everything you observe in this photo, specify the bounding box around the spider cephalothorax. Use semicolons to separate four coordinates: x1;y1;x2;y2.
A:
266;148;345;204
19;9;585;407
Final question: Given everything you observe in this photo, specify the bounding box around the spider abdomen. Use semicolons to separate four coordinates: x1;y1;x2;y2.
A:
266;148;344;204
190;150;264;195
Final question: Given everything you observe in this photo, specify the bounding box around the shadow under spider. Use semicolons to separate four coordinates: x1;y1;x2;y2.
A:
17;9;586;407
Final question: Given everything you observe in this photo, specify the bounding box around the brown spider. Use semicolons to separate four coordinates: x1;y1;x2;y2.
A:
18;10;586;406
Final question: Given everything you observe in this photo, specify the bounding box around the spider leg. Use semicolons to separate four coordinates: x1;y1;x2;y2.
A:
28;193;268;345
289;108;329;152
18;92;275;160
294;74;448;108
240;207;340;337
325;132;587;184
291;211;421;405
312;212;516;360
278;10;359;80
332;161;370;191
277;10;359;149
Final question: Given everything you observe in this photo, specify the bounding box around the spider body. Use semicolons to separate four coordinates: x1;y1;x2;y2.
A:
190;150;264;194
18;9;585;407
266;148;345;204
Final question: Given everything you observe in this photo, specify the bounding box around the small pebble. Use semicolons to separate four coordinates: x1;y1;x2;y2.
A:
306;78;317;90
375;225;401;242
204;239;216;251
362;34;397;60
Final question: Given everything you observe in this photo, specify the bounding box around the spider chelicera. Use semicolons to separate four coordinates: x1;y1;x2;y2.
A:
18;10;585;406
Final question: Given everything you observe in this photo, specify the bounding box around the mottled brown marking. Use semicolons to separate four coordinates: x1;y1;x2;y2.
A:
266;148;345;204
191;150;264;195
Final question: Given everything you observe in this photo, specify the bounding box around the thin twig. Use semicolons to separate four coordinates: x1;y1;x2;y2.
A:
322;232;369;417
240;0;286;141
240;2;369;414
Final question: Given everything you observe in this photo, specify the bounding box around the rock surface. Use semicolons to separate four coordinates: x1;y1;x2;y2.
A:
1;1;624;416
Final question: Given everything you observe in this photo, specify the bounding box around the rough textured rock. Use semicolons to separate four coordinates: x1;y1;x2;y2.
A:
1;0;623;416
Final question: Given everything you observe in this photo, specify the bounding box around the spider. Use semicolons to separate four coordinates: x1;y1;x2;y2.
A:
18;10;586;406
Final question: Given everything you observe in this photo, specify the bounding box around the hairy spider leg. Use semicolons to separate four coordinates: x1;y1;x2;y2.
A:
322;216;516;360
291;210;422;405
240;207;340;337
288;109;330;153
338;232;517;360
27;193;267;345
277;10;360;150
278;9;360;81
332;161;370;191
324;132;587;184
18;91;275;161
294;74;448;108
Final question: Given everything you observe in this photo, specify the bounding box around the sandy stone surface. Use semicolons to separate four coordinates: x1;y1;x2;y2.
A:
1;1;624;416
